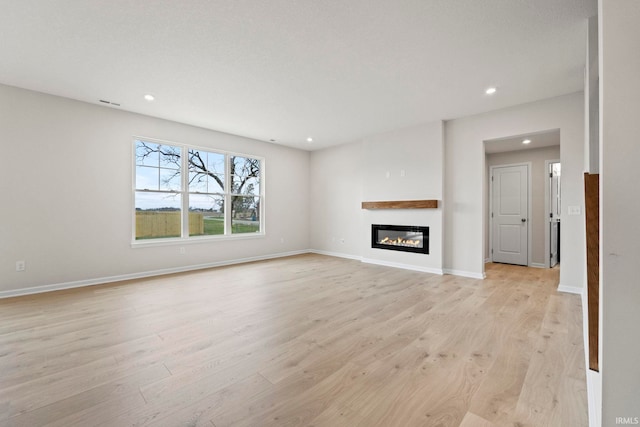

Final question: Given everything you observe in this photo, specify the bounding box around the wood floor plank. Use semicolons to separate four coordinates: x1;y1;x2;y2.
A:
514;294;588;427
459;411;498;427
0;333;166;389
0;255;588;427
211;350;350;427
220;362;371;427
8;364;169;427
105;373;272;427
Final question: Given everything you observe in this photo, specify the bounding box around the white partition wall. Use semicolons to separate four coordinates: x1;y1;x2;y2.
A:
600;0;640;424
444;93;584;288
0;84;310;296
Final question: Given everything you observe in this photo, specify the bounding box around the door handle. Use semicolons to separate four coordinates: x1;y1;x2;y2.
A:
521;218;527;222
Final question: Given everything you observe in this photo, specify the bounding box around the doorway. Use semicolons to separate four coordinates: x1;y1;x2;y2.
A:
484;129;560;270
490;163;531;266
547;160;561;267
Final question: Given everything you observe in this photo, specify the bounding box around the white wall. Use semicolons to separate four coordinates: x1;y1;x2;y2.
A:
599;0;640;424
445;93;585;288
0;84;586;301
0;84;310;295
309;141;363;257
361;122;444;272
311;95;583;283
485;145;561;266
310;121;444;272
586;15;600;174
584;14;601;427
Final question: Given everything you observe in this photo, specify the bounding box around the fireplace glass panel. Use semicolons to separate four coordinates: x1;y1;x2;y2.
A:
371;224;429;254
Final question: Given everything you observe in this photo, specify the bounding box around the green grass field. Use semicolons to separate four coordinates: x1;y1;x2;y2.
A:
136;215;259;239
199;217;259;235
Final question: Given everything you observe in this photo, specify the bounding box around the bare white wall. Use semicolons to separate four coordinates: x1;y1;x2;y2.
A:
0;84;310;295
445;93;585;288
309;141;363;257
586;15;600;174
584;14;601;427
485;145;561;266
599;0;640;424
310;121;444;272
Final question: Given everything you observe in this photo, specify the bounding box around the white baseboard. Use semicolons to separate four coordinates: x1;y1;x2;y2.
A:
361;258;443;275
443;268;486;280
312;251;483;279
2;250;486;298
308;249;362;261
484;258;491;264
0;250;310;299
311;250;444;275
530;262;546;269
557;284;583;294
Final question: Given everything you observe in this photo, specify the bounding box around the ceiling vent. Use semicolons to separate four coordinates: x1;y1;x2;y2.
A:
99;99;121;106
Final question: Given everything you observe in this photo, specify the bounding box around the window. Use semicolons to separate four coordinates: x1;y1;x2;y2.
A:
134;139;263;242
230;155;261;234
187;148;225;237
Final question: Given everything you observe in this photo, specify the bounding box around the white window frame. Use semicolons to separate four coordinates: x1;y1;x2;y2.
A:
131;136;265;247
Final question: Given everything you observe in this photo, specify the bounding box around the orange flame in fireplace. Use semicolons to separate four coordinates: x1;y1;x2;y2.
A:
379;236;420;247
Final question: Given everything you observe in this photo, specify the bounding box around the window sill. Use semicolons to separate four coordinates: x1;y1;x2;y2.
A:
131;232;266;248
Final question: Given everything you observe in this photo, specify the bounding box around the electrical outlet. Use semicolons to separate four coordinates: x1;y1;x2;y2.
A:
179;247;186;254
16;260;26;272
280;237;285;243
340;238;345;244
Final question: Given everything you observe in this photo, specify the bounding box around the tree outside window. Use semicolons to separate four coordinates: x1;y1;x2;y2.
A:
134;139;263;240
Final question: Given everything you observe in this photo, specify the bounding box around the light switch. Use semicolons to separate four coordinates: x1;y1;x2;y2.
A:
568;206;581;215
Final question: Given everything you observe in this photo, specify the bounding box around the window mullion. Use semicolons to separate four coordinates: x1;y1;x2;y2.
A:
181;146;189;238
225;154;231;235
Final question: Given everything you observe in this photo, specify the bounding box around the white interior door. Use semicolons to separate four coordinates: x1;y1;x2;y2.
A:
492;165;528;266
550;162;561;267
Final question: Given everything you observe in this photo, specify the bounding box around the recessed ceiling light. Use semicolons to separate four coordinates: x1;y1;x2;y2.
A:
144;94;155;102
485;87;497;95
522;139;531;144
306;137;313;143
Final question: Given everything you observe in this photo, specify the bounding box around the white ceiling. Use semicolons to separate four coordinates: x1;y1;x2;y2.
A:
485;129;560;154
0;0;596;151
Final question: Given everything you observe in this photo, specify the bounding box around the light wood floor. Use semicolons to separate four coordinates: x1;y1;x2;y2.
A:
0;254;588;427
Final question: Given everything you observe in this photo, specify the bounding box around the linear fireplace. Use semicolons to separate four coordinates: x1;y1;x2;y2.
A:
371;224;429;254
